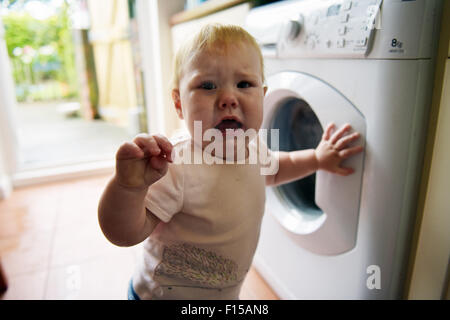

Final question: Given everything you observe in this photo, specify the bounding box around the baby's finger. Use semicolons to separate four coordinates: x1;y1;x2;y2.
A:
322;123;335;141
338;145;364;159
150;154;169;172
330;123;352;145
116;141;145;160
133;134;161;157
334;166;355;176
152;134;174;162
334;132;361;150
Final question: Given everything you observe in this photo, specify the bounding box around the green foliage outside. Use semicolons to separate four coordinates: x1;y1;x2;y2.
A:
2;1;78;102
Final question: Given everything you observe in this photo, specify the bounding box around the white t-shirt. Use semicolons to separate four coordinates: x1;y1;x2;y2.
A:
132;134;273;299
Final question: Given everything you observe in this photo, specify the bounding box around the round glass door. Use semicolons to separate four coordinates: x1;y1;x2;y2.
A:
262;71;365;254
268;98;323;218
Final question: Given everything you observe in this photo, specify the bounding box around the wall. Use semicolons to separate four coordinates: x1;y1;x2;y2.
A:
135;0;185;137
406;0;450;299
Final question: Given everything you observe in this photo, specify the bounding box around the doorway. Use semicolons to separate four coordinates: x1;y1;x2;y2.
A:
0;0;146;177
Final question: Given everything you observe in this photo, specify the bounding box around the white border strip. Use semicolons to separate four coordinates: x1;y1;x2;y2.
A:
12;160;114;188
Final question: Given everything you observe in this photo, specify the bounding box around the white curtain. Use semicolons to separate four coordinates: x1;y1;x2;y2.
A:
0;16;19;198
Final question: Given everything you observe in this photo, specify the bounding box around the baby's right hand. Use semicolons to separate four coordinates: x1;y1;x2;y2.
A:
115;133;173;190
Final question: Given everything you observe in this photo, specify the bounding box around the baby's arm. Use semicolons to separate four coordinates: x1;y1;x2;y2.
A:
98;134;173;247
266;123;363;186
98;177;161;247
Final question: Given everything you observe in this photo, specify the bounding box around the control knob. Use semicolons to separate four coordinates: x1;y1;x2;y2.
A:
282;16;304;41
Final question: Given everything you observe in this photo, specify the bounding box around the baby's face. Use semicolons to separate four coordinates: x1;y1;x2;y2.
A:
173;41;266;148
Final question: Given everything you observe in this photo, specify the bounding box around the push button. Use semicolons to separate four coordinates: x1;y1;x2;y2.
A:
343;1;352;11
355;37;368;47
366;5;378;16
307;38;316;49
337;38;345;48
340;13;349;23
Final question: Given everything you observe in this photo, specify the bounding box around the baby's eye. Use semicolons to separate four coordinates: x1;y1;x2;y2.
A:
237;81;252;89
200;81;216;90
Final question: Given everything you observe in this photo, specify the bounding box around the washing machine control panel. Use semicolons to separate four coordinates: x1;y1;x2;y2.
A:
277;0;382;58
246;0;442;59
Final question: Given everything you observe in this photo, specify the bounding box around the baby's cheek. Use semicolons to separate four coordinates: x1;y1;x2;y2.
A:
187;112;214;132
251;107;264;128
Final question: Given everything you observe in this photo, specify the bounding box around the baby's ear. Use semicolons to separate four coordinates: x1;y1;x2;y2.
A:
172;89;184;119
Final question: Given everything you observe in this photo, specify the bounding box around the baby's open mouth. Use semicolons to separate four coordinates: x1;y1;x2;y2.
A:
215;119;243;133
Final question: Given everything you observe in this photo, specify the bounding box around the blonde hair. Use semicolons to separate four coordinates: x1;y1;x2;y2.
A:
171;23;265;89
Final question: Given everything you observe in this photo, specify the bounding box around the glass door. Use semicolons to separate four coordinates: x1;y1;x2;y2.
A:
263;71;366;255
0;0;147;178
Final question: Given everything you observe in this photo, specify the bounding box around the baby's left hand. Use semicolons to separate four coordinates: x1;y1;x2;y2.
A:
315;123;364;176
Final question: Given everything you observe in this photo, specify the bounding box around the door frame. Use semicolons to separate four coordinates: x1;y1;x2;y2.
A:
0;16;19;198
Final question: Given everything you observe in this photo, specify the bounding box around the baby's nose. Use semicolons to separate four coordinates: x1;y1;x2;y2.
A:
218;89;238;109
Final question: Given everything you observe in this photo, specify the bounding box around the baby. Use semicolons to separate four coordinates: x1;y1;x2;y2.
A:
98;24;363;300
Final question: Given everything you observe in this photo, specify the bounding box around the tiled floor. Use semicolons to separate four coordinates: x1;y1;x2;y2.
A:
0;173;279;300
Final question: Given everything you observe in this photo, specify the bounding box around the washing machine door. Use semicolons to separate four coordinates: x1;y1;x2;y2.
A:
262;71;366;255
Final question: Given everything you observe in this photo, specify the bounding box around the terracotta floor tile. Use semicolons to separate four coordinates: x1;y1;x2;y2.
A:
49;217;117;268
1;231;53;277
241;267;279;300
56;195;98;229
0;206;28;239
0;196;58;237
0;270;47;300
0;189;59;239
45;250;136;300
239;283;258;300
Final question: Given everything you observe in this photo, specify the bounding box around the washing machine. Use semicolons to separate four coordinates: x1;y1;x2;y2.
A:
245;0;443;299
